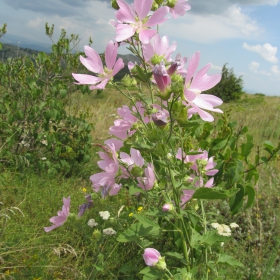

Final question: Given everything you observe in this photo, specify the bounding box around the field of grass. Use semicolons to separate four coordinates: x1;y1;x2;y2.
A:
1;90;280;279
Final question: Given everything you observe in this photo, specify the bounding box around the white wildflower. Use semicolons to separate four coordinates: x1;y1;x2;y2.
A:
103;228;116;236
87;219;98;227
211;222;220;229
41;157;47;161
230;222;239;228
217;224;231;237
41;140;48;146
99;211;110;220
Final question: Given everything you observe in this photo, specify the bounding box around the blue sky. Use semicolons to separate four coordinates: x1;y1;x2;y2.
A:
1;0;280;95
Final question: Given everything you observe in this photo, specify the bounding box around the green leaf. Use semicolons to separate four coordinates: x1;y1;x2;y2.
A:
165;252;184;260
229;184;244;215
211;138;228;150
241;142;254;159
117;220;161;243
139;267;165;280
227;159;244;185
217;254;243;267
192;187;238;200
244;184;255;209
190;230;230;248
133;65;152;83
264;140;275;150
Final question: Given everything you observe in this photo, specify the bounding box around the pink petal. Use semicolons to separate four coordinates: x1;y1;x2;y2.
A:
109;183;122;196
104;139;123;151
192;95;223;113
116;24;136;42
185;51;200;85
130;148;144;167
82;46;103;73
135;0;153;20
146;6;169;26
189;102;214;122
116;0;135;23
184;88;197;101
205;177;214;188
139;29;157;44
113;58;125;76
105;41;118;70
72;73;102;85
89;79;109;90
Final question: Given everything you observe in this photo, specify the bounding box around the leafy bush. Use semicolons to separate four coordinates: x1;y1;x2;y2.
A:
0;26;93;175
206;63;244;102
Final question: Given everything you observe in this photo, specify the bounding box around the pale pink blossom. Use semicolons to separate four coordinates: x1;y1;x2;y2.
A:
143;248;161;266
90;140;122;197
115;0;169;44
184;51;223;122
180;190;194;208
137;163;156;191
143;34;177;63
109;102;148;140
162;203;174;212
44;197;70;232
72;41;124;90
153;62;171;92
169;0;191;19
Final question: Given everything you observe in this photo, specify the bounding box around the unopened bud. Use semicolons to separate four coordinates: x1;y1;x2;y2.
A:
111;0;119;10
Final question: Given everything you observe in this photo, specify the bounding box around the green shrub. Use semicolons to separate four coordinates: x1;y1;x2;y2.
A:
0;26;93;175
206;63;244;102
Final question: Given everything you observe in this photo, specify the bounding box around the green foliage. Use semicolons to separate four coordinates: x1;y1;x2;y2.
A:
0;25;92;175
206;64;244;102
0;23;7;50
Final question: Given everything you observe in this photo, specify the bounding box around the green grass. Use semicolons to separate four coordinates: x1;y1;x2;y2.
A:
1;91;280;279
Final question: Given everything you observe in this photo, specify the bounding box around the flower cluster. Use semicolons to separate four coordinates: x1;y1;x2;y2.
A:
176;148;218;207
211;222;240;236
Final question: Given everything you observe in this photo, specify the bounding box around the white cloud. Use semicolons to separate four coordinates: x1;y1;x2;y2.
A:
243;43;278;63
27;17;42;28
210;63;222;71
249;61;260;73
163;5;262;44
271;65;280;76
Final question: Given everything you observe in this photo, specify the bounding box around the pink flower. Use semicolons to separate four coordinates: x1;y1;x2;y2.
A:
152;109;169;127
153;62;171;93
115;0;169;44
72;41;124;90
143;248;161;266
180;190;194;208
184;51;223;122
137;163;156;191
90;140;122;197
44;197;70;232
109;102;148;140
169;0;191;19
78;194;93;218
143;34;177;63
162;203;174;212
120;148;145;170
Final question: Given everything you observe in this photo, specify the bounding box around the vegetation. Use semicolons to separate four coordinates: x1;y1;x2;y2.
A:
1;18;280;280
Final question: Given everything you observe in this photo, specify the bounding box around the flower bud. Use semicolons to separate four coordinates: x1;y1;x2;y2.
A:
152;110;169;127
111;0;119;10
162;203;174;212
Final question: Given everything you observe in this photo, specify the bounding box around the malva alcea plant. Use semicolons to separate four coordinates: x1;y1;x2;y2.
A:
45;0;280;278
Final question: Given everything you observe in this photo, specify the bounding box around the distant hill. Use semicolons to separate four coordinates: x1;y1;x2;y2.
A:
0;43;140;65
0;43;141;81
0;43;40;62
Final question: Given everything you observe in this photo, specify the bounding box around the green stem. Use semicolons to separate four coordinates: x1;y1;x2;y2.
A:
200;199;208;280
168;167;190;271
